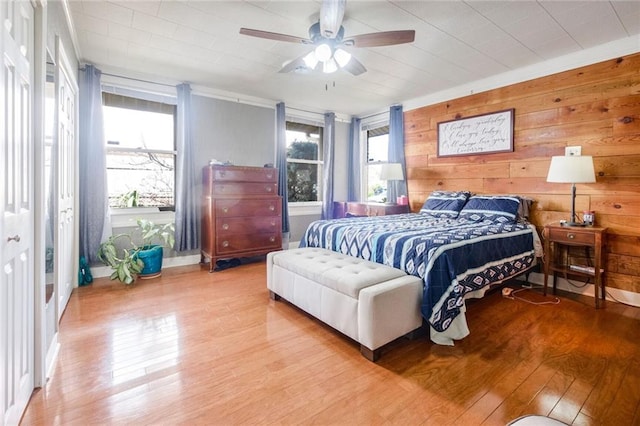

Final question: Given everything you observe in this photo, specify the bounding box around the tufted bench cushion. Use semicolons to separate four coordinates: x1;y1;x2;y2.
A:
269;247;408;298
267;247;423;361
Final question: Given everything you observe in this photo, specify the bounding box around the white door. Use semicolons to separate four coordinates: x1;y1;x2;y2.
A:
54;40;77;319
1;1;35;424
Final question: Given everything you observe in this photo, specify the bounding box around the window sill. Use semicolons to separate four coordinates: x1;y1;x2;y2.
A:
288;202;322;216
110;207;175;229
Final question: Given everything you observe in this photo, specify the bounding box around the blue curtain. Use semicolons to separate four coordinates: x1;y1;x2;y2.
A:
78;65;109;264
174;83;199;251
347;117;361;202
275;102;290;238
321;112;335;219
387;105;408;203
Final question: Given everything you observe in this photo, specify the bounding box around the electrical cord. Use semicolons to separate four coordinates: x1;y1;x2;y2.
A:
554;274;640;308
503;286;560;305
604;290;640;308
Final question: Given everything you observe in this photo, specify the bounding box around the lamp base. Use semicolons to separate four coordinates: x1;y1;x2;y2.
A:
561;221;587;227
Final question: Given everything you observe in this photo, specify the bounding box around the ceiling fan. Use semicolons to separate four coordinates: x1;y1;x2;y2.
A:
239;0;415;76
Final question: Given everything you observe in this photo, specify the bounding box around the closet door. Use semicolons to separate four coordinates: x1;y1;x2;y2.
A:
1;1;35;424
54;39;77;319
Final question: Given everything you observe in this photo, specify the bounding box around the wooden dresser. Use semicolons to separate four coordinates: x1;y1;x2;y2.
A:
201;165;282;272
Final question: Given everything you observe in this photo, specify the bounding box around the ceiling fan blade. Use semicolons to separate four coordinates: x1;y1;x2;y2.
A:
343;56;366;76
344;30;415;48
239;28;311;44
278;52;313;74
319;0;346;39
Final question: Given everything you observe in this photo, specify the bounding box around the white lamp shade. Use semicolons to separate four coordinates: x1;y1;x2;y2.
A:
546;155;596;183
314;43;332;62
303;51;319;69
334;48;351;67
322;58;338;73
380;163;404;181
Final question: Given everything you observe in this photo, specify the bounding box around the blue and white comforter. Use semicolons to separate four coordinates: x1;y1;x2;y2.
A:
300;213;535;340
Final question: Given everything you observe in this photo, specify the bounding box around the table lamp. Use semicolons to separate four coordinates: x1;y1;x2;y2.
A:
546;155;596;226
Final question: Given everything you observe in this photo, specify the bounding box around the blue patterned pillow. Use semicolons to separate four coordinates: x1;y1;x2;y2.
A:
458;195;520;223
420;191;471;218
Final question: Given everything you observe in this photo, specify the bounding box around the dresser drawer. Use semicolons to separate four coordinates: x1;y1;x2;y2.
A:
216;233;281;255
212;166;277;183
216;216;280;236
215;198;281;217
212;182;277;196
547;228;595;245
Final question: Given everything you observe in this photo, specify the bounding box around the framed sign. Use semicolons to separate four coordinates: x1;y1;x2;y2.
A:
437;109;514;157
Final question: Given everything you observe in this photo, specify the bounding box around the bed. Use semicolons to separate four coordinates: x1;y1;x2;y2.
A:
300;191;542;345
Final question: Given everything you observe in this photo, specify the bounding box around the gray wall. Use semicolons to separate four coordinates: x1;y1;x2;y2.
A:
192;96;275;171
189;97;351;245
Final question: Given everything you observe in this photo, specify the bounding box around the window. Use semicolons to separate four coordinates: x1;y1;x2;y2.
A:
286;121;323;203
103;93;176;209
366;125;389;202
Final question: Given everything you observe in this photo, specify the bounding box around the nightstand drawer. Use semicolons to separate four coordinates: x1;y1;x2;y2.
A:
547;228;595;245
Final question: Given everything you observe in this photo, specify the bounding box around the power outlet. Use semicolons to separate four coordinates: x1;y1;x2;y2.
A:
565;146;582;156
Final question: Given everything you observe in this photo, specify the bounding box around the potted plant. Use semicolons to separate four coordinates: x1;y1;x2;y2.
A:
97;219;175;284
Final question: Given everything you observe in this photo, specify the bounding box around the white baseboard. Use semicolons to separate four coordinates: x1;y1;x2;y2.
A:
519;272;640;308
91;254;202;279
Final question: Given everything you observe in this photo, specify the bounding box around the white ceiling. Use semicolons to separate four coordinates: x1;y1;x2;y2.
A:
67;0;640;116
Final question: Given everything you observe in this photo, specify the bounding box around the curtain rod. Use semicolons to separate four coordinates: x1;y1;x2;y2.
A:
361;110;389;120
102;72;177;88
79;66;177;88
286;106;326;116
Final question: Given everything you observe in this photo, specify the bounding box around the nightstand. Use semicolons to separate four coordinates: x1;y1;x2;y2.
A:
333;202;410;218
543;223;607;308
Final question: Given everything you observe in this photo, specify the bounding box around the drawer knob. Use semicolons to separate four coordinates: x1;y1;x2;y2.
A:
266;186;272;192
6;234;20;243
222;240;229;248
223;207;228;213
266;173;273;179
269;205;275;211
271;221;276;227
222;223;229;230
269;236;275;242
567;233;575;239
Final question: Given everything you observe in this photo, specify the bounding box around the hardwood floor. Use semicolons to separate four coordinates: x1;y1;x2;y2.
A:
21;260;640;425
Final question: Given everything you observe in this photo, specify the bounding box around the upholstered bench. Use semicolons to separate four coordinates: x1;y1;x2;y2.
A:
266;247;423;361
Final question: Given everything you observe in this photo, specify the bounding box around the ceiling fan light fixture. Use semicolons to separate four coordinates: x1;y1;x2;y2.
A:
314;43;332;62
303;51;319;69
334;48;351;67
323;58;338;74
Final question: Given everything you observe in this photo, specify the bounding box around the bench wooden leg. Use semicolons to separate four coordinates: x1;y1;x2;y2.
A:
360;345;381;362
269;290;280;301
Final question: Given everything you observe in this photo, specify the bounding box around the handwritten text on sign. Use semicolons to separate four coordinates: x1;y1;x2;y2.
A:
437;109;514;157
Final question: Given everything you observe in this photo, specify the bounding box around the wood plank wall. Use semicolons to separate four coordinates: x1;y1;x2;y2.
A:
404;53;640;296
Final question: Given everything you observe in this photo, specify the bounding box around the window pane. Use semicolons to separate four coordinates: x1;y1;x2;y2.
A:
367;164;389;203
287;139;318;160
287;162;318;202
106;151;175;208
367;133;388;163
103;106;174;151
367;128;389;202
285;120;323;202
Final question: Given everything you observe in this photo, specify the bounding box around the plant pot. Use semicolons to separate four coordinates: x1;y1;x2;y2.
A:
136;245;164;279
